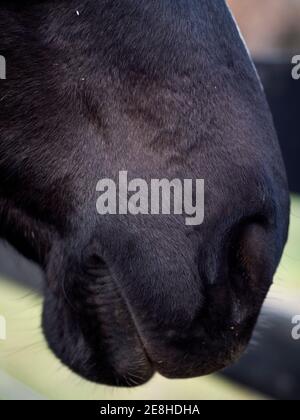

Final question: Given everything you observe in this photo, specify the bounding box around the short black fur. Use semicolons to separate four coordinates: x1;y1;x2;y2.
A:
0;0;290;386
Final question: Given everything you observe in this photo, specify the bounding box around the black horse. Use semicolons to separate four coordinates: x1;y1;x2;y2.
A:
0;0;290;387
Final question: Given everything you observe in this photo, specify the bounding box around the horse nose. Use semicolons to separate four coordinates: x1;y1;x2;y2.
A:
135;219;283;380
201;218;277;321
201;173;289;294
204;213;279;303
228;221;275;291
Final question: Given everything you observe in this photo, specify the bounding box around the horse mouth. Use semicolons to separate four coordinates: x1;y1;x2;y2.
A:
42;269;156;387
42;266;253;387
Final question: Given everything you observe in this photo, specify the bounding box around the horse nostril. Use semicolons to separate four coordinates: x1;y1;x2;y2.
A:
228;217;274;294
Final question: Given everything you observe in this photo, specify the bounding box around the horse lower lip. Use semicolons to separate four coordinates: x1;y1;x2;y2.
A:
87;274;155;383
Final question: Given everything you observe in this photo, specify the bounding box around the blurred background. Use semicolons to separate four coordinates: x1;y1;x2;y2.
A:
0;0;300;400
